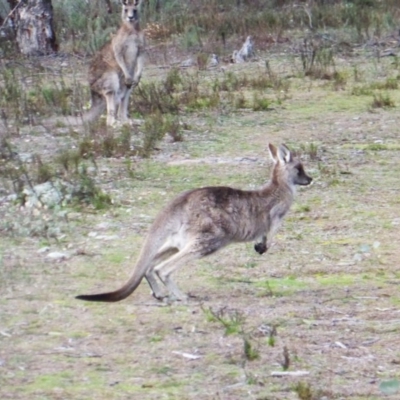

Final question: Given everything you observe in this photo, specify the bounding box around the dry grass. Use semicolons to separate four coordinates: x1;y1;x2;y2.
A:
1;34;400;400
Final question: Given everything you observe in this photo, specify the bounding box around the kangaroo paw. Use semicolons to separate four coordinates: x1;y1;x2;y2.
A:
152;291;168;301
254;242;267;255
162;294;188;305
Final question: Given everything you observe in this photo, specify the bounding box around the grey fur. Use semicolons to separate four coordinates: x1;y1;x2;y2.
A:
76;144;312;303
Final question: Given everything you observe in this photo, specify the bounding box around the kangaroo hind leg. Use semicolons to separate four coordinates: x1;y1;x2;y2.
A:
145;246;179;300
117;86;132;123
154;237;228;301
104;91;120;126
145;269;166;300
153;243;202;302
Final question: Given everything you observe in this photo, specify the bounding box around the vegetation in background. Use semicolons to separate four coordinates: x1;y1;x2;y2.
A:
52;0;118;54
140;0;400;48
2;0;398;56
1;0;399;125
1;136;110;201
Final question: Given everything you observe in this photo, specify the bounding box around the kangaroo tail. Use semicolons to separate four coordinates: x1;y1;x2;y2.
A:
76;236;159;302
76;210;179;303
75;269;145;302
39;90;105;128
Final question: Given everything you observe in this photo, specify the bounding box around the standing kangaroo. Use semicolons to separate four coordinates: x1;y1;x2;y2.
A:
86;0;145;125
76;144;312;303
39;0;144;128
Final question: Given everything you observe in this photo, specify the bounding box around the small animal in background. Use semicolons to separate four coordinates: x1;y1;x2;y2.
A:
76;144;312;303
231;49;244;64
238;35;255;61
207;54;219;68
232;35;255;63
88;0;145;126
179;57;195;68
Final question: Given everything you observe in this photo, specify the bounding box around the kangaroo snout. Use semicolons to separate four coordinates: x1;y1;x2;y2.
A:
303;175;313;185
128;11;137;21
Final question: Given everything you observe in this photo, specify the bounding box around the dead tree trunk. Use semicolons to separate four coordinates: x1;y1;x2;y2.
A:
8;0;57;56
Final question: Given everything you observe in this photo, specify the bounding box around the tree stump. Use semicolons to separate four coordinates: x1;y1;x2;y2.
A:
10;0;57;56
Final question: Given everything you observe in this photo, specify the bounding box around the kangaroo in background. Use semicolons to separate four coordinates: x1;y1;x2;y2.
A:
76;144;312;303
41;0;144;128
87;0;145;125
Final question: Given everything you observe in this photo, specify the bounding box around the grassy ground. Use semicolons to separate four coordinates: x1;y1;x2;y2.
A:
1;41;400;399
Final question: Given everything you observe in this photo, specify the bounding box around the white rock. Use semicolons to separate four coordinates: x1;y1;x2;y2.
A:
46;252;70;260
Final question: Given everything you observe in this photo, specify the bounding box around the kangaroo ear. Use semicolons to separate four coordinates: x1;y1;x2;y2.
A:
277;144;292;164
268;143;278;164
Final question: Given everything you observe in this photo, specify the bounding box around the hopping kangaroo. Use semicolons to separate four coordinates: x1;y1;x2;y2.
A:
76;144;312;303
86;0;145;125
